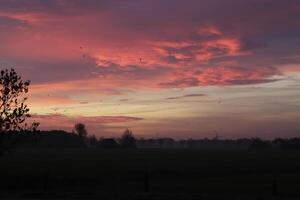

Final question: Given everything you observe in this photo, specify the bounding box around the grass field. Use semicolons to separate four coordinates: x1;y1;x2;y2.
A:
0;148;300;199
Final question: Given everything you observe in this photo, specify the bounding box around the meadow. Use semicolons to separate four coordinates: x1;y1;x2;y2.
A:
0;148;299;199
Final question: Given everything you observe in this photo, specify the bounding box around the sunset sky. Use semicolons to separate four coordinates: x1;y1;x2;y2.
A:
0;0;300;138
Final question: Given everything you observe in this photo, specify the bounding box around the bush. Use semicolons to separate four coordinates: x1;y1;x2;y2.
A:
119;129;136;148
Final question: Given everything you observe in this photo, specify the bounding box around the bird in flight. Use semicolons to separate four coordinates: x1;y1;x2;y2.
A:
79;46;87;59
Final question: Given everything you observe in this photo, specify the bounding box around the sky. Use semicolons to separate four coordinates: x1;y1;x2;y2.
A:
0;0;300;139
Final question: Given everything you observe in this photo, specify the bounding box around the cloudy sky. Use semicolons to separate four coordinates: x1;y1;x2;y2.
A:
0;0;300;138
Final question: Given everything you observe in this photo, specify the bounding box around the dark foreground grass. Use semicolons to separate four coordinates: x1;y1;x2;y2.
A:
0;148;299;199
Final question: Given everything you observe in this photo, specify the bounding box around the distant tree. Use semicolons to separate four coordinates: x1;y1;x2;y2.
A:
74;123;88;138
87;134;98;147
0;68;39;132
272;138;284;148
279;138;300;150
119;129;136;148
98;138;119;148
250;138;270;149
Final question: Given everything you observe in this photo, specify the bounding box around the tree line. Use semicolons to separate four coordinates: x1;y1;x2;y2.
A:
2;127;300;150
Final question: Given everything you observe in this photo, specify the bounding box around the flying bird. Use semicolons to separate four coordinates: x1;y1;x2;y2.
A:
79;46;87;59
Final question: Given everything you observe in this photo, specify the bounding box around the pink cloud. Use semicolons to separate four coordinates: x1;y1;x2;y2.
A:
0;0;297;96
161;65;280;88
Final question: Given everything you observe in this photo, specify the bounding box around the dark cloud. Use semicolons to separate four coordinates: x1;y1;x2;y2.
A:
119;98;130;102
166;94;206;100
239;39;266;51
0;0;112;16
160;77;199;88
31;113;143;122
225;78;279;85
95;62;172;80
14;60;99;84
0;16;28;27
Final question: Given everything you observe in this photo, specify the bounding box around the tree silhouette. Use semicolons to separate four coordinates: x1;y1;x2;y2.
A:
87;134;98;147
74;123;88;138
120;129;136;148
0;68;38;132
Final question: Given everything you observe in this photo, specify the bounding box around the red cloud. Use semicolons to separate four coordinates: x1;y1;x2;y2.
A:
160;66;280;88
0;0;295;95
